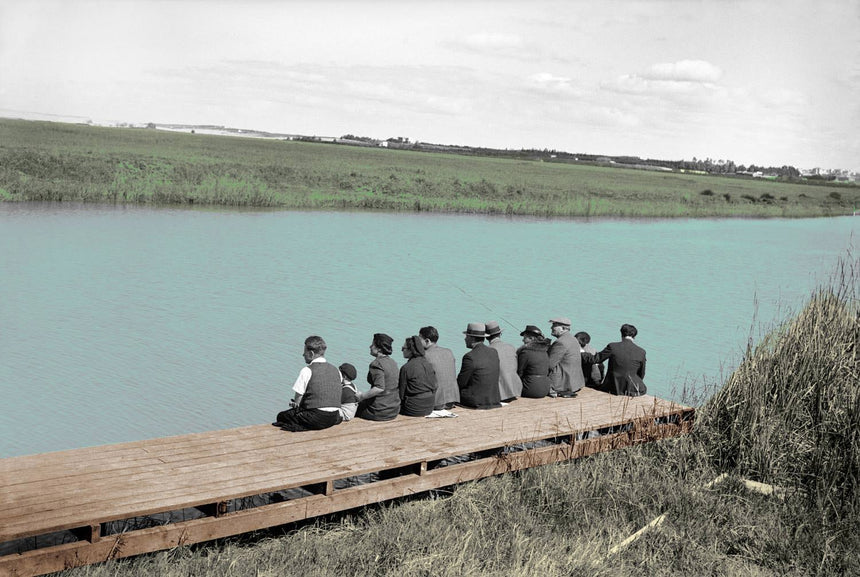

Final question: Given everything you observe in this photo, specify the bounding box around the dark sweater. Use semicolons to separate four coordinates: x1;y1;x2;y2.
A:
399;356;437;417
516;340;552;399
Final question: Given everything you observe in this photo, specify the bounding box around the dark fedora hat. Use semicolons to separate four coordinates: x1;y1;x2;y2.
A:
519;324;544;338
463;322;488;337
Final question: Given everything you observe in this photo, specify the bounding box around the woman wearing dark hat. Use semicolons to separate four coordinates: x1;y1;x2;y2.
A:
516;325;552;398
356;333;400;421
398;335;438;417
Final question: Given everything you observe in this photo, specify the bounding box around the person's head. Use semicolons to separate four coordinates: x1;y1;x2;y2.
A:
574;331;591;348
303;335;326;364
338;362;357;383
463;322;487;348
549;317;571;338
485;320;502;340
370;332;394;356
519;324;544;344
620;324;638;339
419;326;439;347
402;335;425;359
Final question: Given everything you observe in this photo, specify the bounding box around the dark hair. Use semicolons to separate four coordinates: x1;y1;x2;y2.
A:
620;324;638;338
403;335;425;357
304;335;327;355
574;331;591;344
419;326;439;343
372;332;394;355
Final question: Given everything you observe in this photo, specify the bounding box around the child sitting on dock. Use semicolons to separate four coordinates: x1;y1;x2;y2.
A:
338;362;359;421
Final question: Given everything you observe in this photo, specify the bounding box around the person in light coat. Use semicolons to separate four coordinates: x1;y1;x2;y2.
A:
485;320;522;402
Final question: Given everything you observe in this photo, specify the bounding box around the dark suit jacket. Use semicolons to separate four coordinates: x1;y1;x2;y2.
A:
457;343;502;409
595;338;647;396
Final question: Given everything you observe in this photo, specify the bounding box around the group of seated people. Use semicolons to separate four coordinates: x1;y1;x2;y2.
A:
274;318;647;432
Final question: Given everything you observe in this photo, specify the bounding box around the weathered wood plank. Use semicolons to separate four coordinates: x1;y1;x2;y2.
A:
0;389;692;554
0;421;691;577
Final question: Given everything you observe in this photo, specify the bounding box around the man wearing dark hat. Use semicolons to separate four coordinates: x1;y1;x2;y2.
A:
456;322;502;409
593;324;647;396
547;317;585;398
274;335;343;431
485;320;522;402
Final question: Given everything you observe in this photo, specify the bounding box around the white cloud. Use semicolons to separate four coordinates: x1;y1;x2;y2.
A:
643;60;723;83
528;72;576;94
462;32;525;50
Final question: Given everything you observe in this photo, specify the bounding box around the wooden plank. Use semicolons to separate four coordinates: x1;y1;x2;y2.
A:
0;424;685;577
0;391;693;544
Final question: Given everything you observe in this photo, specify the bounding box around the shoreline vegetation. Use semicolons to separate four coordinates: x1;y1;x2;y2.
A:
60;255;859;576
1;118;857;218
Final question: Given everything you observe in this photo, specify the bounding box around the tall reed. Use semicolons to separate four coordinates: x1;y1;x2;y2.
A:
697;253;860;523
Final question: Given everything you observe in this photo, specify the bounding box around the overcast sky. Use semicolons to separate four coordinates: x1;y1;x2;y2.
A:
2;0;858;171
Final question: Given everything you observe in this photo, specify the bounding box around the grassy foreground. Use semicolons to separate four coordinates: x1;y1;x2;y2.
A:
1;118;857;218
60;257;859;576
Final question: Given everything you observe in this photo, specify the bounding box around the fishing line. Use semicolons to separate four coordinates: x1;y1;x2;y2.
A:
448;282;519;331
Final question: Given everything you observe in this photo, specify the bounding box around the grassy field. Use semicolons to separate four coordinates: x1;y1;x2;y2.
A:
1;118;857;218
58;255;859;576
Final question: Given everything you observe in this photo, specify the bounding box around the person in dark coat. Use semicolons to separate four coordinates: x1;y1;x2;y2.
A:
356;333;400;421
516;325;552;398
575;331;604;389
398;335;437;416
594;324;647;396
456;322;502;410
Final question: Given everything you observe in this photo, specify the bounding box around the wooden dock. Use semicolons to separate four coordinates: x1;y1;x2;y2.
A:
0;388;693;577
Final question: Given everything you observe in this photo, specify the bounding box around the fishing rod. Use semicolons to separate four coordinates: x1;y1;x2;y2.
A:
448;282;520;332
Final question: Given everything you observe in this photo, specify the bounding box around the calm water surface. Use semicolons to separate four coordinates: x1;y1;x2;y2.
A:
1;203;856;457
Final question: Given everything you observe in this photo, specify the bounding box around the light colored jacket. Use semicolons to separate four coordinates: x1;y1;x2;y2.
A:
489;338;523;400
424;344;459;408
548;331;585;393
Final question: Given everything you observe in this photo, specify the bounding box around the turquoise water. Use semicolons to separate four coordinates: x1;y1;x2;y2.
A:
1;203;856;457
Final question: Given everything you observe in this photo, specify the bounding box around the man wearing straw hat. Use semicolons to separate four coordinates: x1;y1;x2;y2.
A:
456;322;502;410
547;317;585;398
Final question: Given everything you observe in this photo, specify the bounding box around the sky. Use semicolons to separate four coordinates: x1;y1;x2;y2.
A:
1;0;858;171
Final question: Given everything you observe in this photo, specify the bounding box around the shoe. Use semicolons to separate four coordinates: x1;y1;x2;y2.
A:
559;392;578;398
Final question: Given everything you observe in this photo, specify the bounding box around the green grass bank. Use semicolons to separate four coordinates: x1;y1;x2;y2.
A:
1;118;856;218
59;256;859;576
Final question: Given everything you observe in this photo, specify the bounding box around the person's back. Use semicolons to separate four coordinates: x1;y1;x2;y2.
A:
597;324;647;397
575;331;604;389
547;319;585;396
362;354;400;420
517;328;551;399
399;355;437;416
420;326;459;410
338;363;359;421
357;333;401;421
457;323;502;410
486;321;523;402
